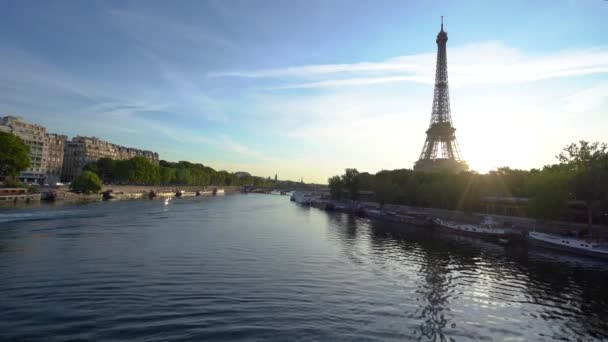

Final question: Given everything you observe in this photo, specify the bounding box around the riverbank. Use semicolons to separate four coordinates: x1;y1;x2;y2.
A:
0;185;243;208
291;191;608;239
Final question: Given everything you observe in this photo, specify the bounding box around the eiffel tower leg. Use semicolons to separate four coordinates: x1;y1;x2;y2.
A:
422;137;436;160
445;140;455;160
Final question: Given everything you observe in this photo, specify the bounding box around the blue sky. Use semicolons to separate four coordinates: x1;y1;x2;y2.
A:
1;0;607;183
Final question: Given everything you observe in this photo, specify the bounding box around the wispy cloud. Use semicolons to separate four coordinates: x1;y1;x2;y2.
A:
210;42;608;88
108;7;236;51
562;83;608;114
216;134;272;161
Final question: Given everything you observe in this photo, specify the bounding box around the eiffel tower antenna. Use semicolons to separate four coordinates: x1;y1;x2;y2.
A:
413;17;468;173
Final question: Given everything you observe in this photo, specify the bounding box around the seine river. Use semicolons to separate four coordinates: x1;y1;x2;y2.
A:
1;194;607;341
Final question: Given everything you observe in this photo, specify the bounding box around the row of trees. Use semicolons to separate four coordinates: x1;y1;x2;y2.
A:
1;130;280;193
328;141;608;227
82;157;277;188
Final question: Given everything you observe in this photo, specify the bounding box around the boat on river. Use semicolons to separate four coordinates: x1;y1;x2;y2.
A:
433;216;513;243
176;190;196;197
155;191;175;198
103;190;143;201
365;209;432;227
527;232;608;259
290;191;315;205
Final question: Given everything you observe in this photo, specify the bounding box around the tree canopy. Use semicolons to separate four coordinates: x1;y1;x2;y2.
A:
71;171;103;193
82;157;276;188
557;141;608;230
328;175;344;200
0;132;30;178
327;141;608;226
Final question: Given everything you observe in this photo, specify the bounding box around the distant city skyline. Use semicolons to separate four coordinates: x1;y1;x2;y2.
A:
1;0;607;183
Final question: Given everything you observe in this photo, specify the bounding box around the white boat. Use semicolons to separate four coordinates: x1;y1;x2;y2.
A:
213;188;225;196
434;216;513;242
156;191;175;198
290;191;314;205
528;232;608;259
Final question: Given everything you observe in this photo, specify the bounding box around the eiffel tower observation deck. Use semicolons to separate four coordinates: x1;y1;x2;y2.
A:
414;17;469;173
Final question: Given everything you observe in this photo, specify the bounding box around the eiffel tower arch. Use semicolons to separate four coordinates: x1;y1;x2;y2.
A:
414;17;469;173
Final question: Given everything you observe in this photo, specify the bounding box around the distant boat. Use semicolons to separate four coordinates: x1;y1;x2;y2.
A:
103;190;116;200
434;216;513;243
156;191;175;198
528;232;608;259
269;190;281;195
366;209;433;227
213;188;225;196
290;191;313;205
176;190;196;197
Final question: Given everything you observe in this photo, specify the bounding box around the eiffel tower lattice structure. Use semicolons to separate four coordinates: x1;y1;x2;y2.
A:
413;17;469;173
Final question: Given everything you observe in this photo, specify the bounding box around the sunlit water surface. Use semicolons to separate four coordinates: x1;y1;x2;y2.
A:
1;194;607;341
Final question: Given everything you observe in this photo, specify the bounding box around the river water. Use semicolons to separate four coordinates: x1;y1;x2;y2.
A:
1;194;607;341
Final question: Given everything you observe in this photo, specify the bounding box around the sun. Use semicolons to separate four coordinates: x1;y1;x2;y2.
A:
462;140;501;174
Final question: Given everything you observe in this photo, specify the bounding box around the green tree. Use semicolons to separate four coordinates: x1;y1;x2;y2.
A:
454;172;481;213
160;166;176;184
83;162;100;175
341;168;360;200
71;171;103;193
2;176;26;188
557;141;608;232
190;165;211;186
96;157;116;181
159;160;175;168
328;175;344;199
224;172;238;186
114;160;131;184
216;171;231;186
111;157;160;185
175;167;192;185
373;172;398;205
0;132;30;178
129;156;160;184
525;168;571;221
357;172;374;191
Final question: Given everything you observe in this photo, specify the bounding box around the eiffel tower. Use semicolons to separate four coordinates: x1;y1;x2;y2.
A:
414;17;468;173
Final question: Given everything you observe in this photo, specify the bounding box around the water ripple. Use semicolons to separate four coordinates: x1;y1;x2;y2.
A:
1;195;607;341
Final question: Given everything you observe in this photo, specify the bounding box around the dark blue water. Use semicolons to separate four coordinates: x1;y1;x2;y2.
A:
1;194;607;341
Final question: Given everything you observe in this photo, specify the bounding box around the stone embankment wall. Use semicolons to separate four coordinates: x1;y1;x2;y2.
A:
299;192;607;238
100;185;242;194
39;185;243;203
378;203;607;236
54;191;102;202
0;193;41;206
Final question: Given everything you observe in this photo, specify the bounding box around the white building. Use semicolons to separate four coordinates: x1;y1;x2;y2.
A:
0;116;48;183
